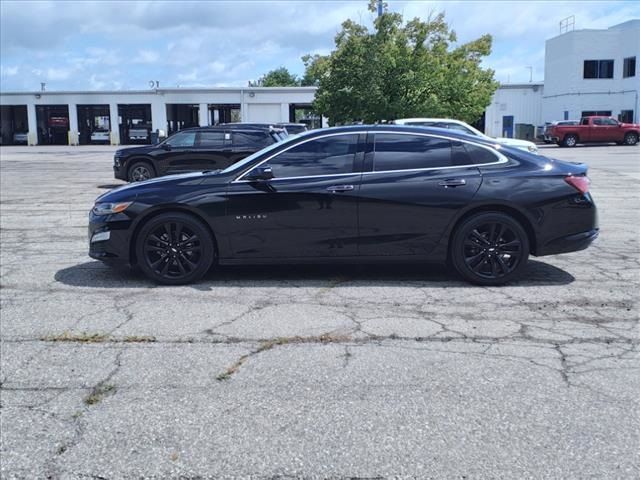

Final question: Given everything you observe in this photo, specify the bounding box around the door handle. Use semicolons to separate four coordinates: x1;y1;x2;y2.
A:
326;185;354;193
438;179;467;188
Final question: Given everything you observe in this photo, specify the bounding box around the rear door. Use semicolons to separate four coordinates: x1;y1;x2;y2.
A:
224;133;364;258
357;132;486;256
229;130;274;166
195;129;230;170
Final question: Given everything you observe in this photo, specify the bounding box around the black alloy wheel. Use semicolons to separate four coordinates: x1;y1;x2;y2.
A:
128;161;155;182
451;212;529;285
136;213;214;284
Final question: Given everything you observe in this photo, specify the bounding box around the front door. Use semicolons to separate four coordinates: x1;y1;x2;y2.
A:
225;133;363;258
157;130;201;174
357;132;484;256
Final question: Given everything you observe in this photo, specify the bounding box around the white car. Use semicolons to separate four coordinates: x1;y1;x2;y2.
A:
394;118;539;153
90;130;110;143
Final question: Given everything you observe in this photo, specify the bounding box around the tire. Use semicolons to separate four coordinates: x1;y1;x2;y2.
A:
562;135;578;148
135;212;214;285
624;132;639;146
451;212;530;286
128;161;155;182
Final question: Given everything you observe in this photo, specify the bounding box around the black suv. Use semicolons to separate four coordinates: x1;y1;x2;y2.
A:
113;125;286;182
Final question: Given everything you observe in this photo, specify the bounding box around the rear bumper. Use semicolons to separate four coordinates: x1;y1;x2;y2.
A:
536;228;599;256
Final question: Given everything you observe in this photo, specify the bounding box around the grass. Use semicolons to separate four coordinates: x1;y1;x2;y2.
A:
216;333;352;381
84;383;116;405
41;331;156;343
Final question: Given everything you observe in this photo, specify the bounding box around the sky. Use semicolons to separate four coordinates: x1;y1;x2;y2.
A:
1;0;638;92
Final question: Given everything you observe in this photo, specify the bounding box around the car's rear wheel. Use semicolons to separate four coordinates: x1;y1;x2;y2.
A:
136;213;214;285
128;161;155;182
562;135;578;147
451;212;530;286
624;132;638;146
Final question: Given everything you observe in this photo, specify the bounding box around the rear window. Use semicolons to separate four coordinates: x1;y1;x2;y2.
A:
373;133;452;171
462;143;500;165
198;131;225;148
233;131;270;148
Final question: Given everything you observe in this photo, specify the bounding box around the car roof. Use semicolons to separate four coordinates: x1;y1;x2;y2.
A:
394;118;467;125
170;125;282;134
298;124;499;146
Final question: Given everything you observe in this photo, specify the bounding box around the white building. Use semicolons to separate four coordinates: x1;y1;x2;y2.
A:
542;19;639;124
483;83;544;139
0;87;319;146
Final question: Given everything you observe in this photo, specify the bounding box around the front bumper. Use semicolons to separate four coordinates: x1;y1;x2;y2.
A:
113;164;127;181
88;210;134;266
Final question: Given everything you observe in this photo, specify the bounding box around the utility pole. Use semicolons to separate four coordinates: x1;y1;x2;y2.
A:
526;66;533;83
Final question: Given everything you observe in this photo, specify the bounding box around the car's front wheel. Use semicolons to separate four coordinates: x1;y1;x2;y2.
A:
128;161;155;182
451;212;530;286
135;212;214;285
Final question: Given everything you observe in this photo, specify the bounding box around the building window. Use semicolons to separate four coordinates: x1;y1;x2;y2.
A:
583;60;614;79
581;111;612;118
623;57;636;78
620;110;634;123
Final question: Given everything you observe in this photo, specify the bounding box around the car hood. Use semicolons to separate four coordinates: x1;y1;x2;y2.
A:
96;172;209;203
494;137;536;148
620;122;640;128
115;145;156;156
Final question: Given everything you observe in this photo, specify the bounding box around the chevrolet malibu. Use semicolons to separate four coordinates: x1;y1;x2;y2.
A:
89;125;598;285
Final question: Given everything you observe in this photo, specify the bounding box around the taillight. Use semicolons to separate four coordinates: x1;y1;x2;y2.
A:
565;175;590;194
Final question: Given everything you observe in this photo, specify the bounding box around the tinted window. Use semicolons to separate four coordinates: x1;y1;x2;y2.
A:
198;131;225;148
264;135;357;178
623;56;636;78
463;143;500;164
374;134;452;171
166;131;196;147
233;131;270;148
584;60;614;79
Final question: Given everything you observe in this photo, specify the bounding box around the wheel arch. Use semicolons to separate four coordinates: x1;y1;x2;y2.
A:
445;203;538;259
128;206;219;267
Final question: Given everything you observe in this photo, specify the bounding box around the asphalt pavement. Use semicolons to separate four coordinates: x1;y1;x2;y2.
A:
0;143;638;478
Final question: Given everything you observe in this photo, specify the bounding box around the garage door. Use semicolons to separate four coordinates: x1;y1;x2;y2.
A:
246;104;281;123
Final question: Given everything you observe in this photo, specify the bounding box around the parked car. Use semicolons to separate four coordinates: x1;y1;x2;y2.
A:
543;121;579;143
12;132;28;144
90;130;110;143
91;125;598;286
277;123;308;134
128;125;150;143
113;125;286;182
546;116;640;147
394;118;539;153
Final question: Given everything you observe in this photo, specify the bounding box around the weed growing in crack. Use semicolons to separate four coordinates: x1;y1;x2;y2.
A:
216;333;352;381
40;332;156;344
84;383;116;405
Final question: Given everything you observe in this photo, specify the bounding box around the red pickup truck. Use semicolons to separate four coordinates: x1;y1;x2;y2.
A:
547;116;639;147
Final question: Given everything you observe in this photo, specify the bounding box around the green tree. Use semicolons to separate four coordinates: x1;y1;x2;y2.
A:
249;67;300;87
307;0;498;125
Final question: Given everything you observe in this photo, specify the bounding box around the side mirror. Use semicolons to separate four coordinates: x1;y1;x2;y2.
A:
160;143;172;150
245;166;274;181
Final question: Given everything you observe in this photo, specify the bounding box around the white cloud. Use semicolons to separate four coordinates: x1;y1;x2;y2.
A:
133;49;160;64
0;1;637;90
1;65;18;76
46;67;72;81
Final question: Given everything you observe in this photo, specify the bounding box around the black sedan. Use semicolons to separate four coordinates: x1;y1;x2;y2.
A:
89;125;598;285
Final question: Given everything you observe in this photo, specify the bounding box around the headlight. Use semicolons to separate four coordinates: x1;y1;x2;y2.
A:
92;201;132;215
